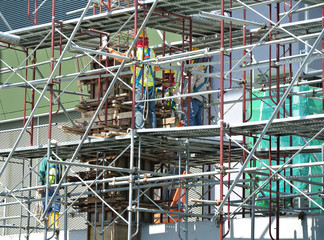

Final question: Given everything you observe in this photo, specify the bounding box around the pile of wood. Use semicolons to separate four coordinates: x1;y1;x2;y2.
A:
60;59;178;138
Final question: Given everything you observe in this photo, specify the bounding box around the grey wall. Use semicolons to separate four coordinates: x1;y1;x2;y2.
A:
142;214;324;240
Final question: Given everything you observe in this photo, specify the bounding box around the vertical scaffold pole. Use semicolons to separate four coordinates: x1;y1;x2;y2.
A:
128;129;135;240
275;3;280;239
322;8;324;210
242;5;247;220
44;0;56;238
131;0;138;130
219;0;225;239
216;27;324;219
185;141;189;240
26;160;32;240
64;163;68;240
128;0;138;236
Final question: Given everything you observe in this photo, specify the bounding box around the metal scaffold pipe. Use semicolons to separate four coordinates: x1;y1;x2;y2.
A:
41;0;160;222
0;0;95;180
6;160;324;196
215;28;324;217
0;32;20;45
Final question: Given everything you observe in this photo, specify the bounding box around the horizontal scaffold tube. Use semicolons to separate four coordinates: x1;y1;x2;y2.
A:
135;207;213;219
3;161;324;196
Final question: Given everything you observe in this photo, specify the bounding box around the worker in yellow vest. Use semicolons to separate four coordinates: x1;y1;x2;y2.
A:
37;157;62;238
107;30;160;128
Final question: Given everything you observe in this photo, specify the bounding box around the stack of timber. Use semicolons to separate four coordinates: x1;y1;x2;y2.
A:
60;58;178;138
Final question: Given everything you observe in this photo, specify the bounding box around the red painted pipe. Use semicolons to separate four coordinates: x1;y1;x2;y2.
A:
131;0;138;130
219;0;225;238
27;0;38;25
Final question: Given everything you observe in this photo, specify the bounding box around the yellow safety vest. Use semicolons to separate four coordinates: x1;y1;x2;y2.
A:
131;47;156;87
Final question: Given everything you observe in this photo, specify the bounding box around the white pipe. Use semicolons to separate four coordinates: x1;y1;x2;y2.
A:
0;32;20;45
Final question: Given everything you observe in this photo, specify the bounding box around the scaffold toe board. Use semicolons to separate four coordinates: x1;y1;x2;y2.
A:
0;135;132;159
230;114;324;140
301;0;323;4
140;0;268;15
7;6;238;50
137;114;324;140
0;133;242;165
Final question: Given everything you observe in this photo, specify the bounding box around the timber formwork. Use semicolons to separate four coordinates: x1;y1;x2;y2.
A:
0;0;324;240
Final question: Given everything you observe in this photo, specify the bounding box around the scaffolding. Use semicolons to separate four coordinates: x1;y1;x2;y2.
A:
0;0;324;239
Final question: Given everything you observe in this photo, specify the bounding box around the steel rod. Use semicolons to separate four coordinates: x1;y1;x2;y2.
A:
0;0;95;181
216;28;324;216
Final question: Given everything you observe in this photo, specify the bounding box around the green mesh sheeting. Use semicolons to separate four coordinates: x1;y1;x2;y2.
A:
247;84;323;211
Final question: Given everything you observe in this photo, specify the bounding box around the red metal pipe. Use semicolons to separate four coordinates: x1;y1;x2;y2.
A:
131;0;138;130
268;136;275;240
186;18;193;126
162;29;166;102
140;6;147;101
25;0;37;145
27;0;38;25
48;0;56;146
97;36;104;124
244;32;254;123
30;51;36;146
288;1;293;207
0;44;26;52
219;0;225;238
228;1;233;90
88;29;110;36
104;35;110;124
52;21;63;116
268;4;276;105
93;3;96;15
168;46;184;52
30;88;35;146
23;51;31;138
242;7;247;218
180;18;187;116
100;0;110;12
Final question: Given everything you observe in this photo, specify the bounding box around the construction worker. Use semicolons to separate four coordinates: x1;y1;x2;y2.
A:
106;29;160;129
183;48;208;126
38;157;62;238
164;69;176;88
157;69;177;111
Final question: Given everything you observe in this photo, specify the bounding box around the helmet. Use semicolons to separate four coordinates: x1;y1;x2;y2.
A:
138;29;148;39
164;69;175;74
192;47;200;51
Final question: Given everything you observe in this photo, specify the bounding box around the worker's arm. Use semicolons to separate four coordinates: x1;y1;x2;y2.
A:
38;157;47;194
106;47;128;63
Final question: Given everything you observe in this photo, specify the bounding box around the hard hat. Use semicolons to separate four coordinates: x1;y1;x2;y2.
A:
164;69;175;74
192;47;200;51
138;29;148;39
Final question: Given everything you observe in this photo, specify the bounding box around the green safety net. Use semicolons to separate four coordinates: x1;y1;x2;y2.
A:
247;84;323;211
